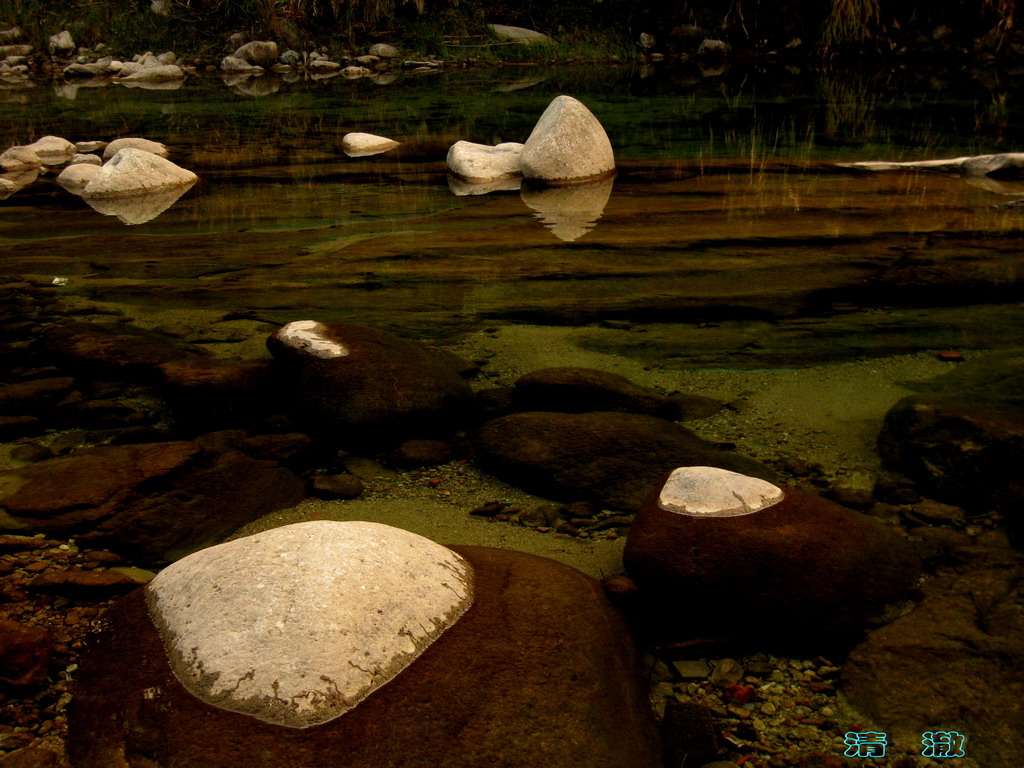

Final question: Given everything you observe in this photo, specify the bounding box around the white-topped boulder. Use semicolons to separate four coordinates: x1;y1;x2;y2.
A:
119;64;185;82
341;132;400;158
82;148;197;200
69;153;102;166
103;137;168;160
656;465;784;517
145;520;474;728
520;95;615;185
233;40;278;68
447;141;523;182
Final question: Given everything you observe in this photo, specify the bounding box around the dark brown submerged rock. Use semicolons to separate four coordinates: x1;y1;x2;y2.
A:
474;410;774;512
623;486;921;651
67;546;662;768
0;441;305;563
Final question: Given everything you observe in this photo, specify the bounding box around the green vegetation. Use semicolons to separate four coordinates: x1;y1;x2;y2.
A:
1;0;1021;62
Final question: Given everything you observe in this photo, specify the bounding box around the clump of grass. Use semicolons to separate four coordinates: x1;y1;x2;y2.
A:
821;0;880;49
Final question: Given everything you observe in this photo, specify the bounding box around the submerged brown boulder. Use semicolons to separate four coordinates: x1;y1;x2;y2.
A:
0;441;304;562
267;320;473;446
623;472;921;650
67;545;662;768
474;410;773;511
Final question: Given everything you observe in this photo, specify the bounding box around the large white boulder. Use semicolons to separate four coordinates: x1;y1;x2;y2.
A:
447;141;523;182
145;520;474;728
103;137;168;160
82;148;197;200
520;95;615;185
655;465;784;517
341;132;400;158
25;135;75;165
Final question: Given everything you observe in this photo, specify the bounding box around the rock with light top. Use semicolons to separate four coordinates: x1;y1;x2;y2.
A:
267;321;473;446
520;95;615;185
146;521;474;727
82;148;196;200
102;137;168;160
447;140;523;183
656;466;783;517
840;153;1024;177
624;474;921;650
68;544;662;767
488;24;553;44
233;40;278;68
341;132;400;158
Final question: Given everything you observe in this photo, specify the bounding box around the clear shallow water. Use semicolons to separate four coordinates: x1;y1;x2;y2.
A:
2;63;1024;365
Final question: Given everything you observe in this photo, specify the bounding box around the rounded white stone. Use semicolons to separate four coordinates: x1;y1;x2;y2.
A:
520;95;615;185
146;520;474;728
341;132;400;158
81;148;196;200
447;141;523;183
102;137;168;160
56;162;100;194
277;320;349;358
657;466;784;517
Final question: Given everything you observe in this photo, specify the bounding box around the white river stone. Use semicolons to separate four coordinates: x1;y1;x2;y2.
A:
657;466;784;517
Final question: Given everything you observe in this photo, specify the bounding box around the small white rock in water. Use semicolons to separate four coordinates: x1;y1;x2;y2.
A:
341;132;400;158
56;162;100;194
82;148;196;199
275;320;350;358
447;141;523;182
25;135;75;164
657;466;784;517
520;95;615;185
145;520;474;728
103;137;168;160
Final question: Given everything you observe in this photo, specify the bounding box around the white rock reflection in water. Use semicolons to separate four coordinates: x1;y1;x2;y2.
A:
520;177;614;242
82;182;195;225
447;174;522;197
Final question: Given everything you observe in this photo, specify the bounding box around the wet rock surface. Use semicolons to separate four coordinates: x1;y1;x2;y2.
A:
624;484;922;650
67;546;662;768
474;410;774;511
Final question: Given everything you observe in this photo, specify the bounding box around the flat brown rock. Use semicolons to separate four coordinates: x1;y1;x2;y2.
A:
68;546;661;768
0;442;305;562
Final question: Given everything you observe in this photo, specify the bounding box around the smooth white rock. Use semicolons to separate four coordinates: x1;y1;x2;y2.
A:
103;137;168;160
341;65;370;78
0;145;41;171
657;466;784;518
146;520;474;728
233;40;278;67
25;135;75;164
275;320;349;358
221;55;262;73
308;58;341;72
488;24;553;44
82;148;196;200
447;141;523;182
120;64;185;82
341;132;400;158
520;95;615;185
56;162;100;193
49;30;74;53
369;43;399;58
840;153;1024;177
69;153;102;166
75;140;107;152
